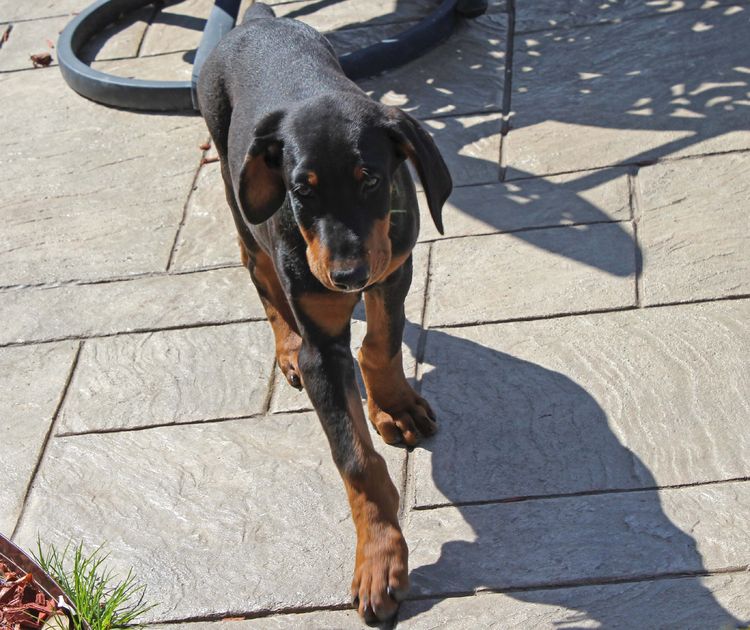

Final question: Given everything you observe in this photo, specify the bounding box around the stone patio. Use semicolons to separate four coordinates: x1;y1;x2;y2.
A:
1;0;749;628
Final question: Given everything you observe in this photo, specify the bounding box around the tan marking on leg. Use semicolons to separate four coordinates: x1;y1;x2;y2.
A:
243;242;303;388
341;388;408;622
358;290;436;445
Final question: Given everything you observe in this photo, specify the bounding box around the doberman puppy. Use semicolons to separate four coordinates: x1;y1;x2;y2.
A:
197;3;451;622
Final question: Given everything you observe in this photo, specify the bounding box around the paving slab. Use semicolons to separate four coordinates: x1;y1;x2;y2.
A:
79;5;153;62
427;222;636;327
0;342;78;535
270;243;429;414
0;0;89;22
0;16;65;72
92;49;194;81
397;572;750;629
57;322;275;434
15;412;405;622
0;69;205;286
139;0;207;57
359;13;507;120
274;0;434;32
171;163;244;272
514;0;749;33
404;481;750;596
0;267;263;346
418;167;631;242
326;20;419;57
638;152;750;305
414;300;750;507
420;114;503;188
505;7;750;178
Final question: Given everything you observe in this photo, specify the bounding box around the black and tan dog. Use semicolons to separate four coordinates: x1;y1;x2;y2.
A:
197;2;451;622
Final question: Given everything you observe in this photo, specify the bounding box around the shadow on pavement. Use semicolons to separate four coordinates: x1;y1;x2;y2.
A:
395;322;743;627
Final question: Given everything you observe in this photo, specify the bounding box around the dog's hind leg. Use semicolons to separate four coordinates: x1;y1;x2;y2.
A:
239;237;303;389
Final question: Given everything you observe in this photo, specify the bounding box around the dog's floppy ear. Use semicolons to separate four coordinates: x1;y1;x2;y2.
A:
231;110;287;224
385;107;452;235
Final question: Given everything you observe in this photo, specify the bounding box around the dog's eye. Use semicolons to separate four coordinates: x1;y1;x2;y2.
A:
363;175;380;191
294;184;313;197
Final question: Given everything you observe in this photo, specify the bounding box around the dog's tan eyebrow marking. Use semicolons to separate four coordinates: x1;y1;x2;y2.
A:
307;171;319;187
353;165;366;181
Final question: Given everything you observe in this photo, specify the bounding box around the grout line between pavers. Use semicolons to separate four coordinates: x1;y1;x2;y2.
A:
412;475;750;512
166;139;210;271
10;341;84;540
629;169;644;308
56;407;314;439
0;315;268;350
0;261;243;294
395;564;750;606
134;1;161;58
400;242;435;522
428;292;750;331
3;290;748;352
503;146;750;183
141;564;750;626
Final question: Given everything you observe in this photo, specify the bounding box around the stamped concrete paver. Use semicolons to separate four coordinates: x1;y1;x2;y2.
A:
15;413;405;622
0;342;78;534
0;0;89;22
505;7;750;178
79;6;153;62
139;0;207;57
359;13;507;120
58;322;275;434
398;572;750;629
404;481;750;596
428;223;636;327
0;16;65;72
421;113;503;188
2;0;749;627
638;152;750;305
514;0;748;33
419;167;631;242
414;300;749;507
0;69;205;286
0;267;263;346
170;164;242;272
92;50;194;81
274;0;435;32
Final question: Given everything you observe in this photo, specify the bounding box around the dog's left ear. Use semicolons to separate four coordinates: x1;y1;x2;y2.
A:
231;110;287;224
384;108;452;235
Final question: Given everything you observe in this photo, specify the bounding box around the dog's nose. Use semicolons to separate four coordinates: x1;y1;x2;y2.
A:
330;264;370;291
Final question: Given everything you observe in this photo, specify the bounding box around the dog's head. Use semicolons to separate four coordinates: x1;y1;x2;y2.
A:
229;95;452;292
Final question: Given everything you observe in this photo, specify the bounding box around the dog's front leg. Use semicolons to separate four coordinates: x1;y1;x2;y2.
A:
294;292;409;623
359;258;437;446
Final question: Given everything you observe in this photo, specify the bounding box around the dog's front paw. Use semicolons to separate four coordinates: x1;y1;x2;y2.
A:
351;525;409;623
369;388;437;446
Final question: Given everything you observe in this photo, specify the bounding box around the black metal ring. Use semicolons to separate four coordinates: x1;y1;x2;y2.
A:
58;0;485;112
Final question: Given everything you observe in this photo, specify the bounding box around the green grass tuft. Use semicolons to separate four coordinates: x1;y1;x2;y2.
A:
35;539;157;630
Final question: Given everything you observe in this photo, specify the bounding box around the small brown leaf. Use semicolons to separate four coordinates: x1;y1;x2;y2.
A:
30;52;53;68
199;141;211;151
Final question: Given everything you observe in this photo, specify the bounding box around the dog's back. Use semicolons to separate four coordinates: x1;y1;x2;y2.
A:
200;3;357;111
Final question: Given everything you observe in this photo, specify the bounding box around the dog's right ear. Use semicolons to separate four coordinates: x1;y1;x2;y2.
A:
232;110;287;224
